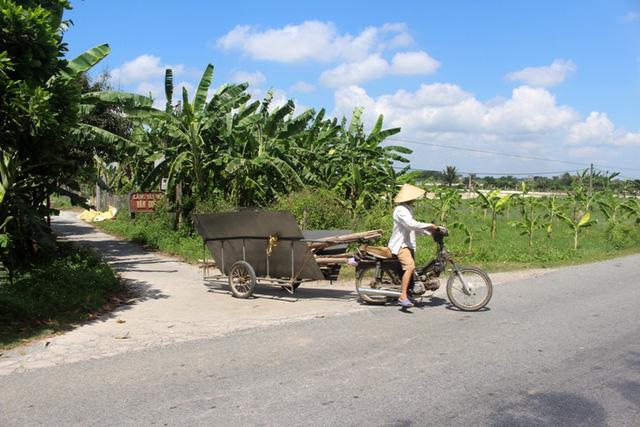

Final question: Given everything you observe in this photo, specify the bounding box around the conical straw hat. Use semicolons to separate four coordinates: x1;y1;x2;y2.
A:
394;183;426;204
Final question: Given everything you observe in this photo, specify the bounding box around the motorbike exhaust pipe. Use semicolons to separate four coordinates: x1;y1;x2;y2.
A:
357;288;401;298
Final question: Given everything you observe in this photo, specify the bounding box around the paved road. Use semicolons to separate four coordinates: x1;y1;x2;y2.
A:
0;212;547;374
1;252;639;426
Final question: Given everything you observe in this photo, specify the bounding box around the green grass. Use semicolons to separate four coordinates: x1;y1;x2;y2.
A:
89;199;640;275
95;212;204;263
0;243;123;350
412;201;640;272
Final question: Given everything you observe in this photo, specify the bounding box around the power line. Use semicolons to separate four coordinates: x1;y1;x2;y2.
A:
590;163;640;173
387;137;590;167
459;169;583;177
387;136;640;172
393;166;582;177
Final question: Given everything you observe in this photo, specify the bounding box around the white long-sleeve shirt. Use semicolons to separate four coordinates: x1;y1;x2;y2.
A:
388;204;433;254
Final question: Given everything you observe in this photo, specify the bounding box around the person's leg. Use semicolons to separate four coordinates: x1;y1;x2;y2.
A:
397;248;415;303
400;267;415;301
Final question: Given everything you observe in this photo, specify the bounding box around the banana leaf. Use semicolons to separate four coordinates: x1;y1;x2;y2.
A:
194;64;214;112
59;44;111;80
82;92;153;109
55;187;90;209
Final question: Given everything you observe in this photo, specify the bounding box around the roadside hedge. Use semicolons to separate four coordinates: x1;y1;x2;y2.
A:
0;243;121;323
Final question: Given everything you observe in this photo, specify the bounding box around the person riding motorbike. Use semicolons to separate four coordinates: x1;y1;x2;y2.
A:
389;183;440;307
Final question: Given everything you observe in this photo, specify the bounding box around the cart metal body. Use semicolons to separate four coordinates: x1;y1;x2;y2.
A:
193;211;351;297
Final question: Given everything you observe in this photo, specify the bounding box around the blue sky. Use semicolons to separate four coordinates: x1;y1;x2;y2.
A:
65;0;640;178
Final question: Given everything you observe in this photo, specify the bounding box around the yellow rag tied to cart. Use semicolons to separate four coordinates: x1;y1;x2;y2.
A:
266;234;279;256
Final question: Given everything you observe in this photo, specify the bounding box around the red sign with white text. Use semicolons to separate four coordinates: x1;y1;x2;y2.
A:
129;192;164;212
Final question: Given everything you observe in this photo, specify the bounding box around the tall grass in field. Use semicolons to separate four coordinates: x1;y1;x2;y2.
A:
91;191;640;273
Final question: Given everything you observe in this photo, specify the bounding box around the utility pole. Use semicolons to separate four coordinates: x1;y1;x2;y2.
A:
589;163;593;197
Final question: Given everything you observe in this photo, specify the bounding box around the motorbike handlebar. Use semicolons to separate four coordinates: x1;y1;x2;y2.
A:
427;225;449;237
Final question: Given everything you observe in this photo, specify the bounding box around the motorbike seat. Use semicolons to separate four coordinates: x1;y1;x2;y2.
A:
359;245;395;260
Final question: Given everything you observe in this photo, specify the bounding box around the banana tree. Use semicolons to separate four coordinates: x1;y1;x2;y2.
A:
331;108;408;215
289;108;341;189
220;92;314;206
140;65;252;201
77;89;154;195
621;198;640;224
510;197;544;248
598;193;625;231
541;194;562;238
557;210;597;250
474;189;512;239
450;221;487;253
429;185;461;224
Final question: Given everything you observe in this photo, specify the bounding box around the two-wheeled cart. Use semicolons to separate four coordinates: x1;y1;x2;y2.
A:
193;211;381;298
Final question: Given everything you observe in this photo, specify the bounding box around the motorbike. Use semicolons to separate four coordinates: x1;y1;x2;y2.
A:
354;227;492;311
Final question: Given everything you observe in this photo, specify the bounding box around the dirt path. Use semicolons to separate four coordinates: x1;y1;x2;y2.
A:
0;211;554;375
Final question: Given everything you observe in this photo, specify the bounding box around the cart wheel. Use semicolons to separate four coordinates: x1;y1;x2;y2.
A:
228;261;257;298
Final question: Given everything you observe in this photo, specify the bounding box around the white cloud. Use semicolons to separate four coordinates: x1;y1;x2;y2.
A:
331;83;640;174
290;81;316;93
614;132;640;146
334;84;579;139
567;146;602;158
390;51;440;75
623;11;640;22
567;112;640;146
505;59;576;87
216;20;413;63
380;22;414;49
230;70;266;86
320;54;390;87
566;112;614;145
387;32;414;49
111;54;185;85
482;86;578;134
320;50;440;87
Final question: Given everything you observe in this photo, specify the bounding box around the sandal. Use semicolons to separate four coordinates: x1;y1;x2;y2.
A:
398;298;414;308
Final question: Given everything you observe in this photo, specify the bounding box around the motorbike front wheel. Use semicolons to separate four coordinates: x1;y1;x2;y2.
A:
355;264;396;305
446;265;492;311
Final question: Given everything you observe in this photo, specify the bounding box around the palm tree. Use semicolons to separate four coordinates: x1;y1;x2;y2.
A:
442;165;458;187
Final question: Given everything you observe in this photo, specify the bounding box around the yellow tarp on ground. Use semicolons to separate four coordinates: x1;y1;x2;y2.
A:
78;206;118;222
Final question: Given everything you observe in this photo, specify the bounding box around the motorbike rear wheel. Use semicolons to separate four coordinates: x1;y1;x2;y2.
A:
355;264;396;305
446;265;492;311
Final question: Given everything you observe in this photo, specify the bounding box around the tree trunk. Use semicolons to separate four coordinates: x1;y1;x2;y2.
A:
491;213;497;240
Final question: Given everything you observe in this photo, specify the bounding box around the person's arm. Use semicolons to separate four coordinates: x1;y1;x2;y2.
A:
395;207;435;234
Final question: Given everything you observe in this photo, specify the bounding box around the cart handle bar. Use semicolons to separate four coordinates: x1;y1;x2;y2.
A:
203;236;303;242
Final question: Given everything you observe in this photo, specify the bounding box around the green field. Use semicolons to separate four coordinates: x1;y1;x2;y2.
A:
94;195;640;273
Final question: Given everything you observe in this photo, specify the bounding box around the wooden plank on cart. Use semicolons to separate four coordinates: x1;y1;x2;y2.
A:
307;229;383;250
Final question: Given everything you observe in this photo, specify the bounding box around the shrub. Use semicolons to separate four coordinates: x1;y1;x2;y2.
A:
271;188;352;230
193;192;237;214
0;243;121;323
608;223;638;249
